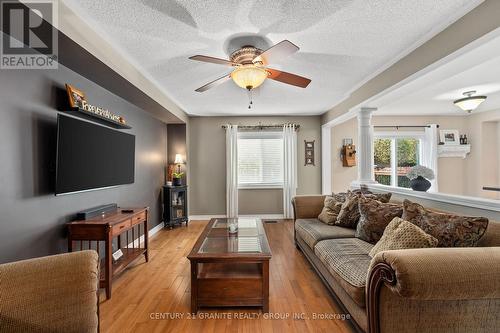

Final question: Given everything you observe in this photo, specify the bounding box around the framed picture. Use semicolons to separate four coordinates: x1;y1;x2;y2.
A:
440;129;460;145
304;140;315;166
65;84;86;108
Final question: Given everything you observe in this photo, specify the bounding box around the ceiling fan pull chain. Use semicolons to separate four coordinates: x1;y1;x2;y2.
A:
247;88;253;109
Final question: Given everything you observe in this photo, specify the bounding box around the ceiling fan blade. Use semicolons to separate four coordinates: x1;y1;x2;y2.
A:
189;55;237;66
195;73;232;92
267;68;311;88
253;40;299;65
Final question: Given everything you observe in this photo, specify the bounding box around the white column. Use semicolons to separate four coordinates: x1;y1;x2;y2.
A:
354;107;377;186
321;124;332;195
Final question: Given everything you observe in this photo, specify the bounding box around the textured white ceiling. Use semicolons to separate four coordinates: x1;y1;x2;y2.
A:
373;32;500;116
62;0;482;116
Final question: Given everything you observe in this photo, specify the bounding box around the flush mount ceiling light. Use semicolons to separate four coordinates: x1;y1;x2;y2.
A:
453;91;487;113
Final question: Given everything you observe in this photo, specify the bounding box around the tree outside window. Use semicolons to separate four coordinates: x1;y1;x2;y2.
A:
374;137;420;188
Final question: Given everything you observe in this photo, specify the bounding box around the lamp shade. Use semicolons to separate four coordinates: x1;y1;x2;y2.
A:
453;91;487;113
231;65;268;90
174;154;184;164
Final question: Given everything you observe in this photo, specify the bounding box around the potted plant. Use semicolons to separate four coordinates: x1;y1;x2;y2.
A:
406;165;435;192
172;171;184;186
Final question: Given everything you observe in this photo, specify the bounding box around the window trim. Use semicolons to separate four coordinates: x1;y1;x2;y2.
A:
237;130;284;189
374;131;424;188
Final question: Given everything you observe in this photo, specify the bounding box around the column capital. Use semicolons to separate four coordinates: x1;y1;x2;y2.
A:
359;107;377;113
357;107;377;118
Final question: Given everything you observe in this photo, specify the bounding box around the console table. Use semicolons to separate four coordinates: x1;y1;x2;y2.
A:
67;207;148;299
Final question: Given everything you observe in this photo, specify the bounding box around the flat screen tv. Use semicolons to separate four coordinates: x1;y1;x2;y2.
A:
56;114;135;195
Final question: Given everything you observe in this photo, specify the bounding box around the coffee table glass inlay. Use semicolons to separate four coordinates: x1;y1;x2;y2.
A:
187;218;272;312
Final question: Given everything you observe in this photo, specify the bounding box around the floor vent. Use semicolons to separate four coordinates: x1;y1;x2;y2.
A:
264;220;278;223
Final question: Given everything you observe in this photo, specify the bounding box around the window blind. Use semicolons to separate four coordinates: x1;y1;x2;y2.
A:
238;133;284;187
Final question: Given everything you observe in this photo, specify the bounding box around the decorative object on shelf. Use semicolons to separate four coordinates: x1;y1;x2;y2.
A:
163;185;188;228
228;221;238;234
439;129;460;145
172;154;185;186
61;109;132;129
304;140;315;166
453;91;487;113
341;138;356;167
65;83;129;128
437;144;470;158
65;84;86;108
459;134;468;145
112;248;124;262
406;165;435;192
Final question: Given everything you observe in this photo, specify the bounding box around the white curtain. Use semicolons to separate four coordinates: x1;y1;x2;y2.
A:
422;124;439;192
225;125;239;218
283;124;298;218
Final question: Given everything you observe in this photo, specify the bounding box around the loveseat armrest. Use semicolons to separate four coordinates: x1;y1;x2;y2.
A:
0;250;99;333
292;195;325;220
367;247;500;333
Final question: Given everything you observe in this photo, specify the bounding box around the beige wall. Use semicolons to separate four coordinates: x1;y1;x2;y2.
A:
328;114;500;198
331;118;358;193
464;109;500;199
188;116;321;215
238;189;283;215
321;0;500;125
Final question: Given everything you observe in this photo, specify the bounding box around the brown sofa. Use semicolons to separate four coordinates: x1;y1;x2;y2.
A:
0;250;99;333
292;195;500;333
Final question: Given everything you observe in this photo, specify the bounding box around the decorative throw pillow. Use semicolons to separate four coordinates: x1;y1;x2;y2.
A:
402;200;489;247
318;196;343;225
331;192;348;203
335;191;392;229
356;197;403;243
369;217;438;257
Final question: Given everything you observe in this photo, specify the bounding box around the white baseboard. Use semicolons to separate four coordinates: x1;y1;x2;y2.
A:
125;221;164;248
188;214;285;220
189;215;226;220
240;214;285;219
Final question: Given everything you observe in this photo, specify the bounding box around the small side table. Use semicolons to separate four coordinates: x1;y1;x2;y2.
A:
163;185;188;228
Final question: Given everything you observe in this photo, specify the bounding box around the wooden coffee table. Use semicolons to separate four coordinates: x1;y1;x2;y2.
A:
187;218;272;313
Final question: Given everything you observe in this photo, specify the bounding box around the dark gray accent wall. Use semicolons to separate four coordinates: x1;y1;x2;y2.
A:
167;124;187;164
0;63;167;264
167;124;187;185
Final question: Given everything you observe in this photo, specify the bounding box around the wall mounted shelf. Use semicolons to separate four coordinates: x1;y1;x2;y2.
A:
437;144;470;158
62;108;132;129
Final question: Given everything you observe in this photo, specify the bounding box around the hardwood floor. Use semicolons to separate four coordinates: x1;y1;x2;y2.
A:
100;220;356;333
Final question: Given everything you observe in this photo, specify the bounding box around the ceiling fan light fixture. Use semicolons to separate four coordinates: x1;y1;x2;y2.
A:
453;91;487;113
231;65;268;90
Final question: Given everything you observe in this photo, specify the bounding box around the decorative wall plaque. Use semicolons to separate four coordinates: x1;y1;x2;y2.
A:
304;140;315;166
65;83;127;125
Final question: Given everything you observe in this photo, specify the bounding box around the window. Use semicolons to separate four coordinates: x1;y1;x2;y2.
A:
374;134;422;188
238;132;283;188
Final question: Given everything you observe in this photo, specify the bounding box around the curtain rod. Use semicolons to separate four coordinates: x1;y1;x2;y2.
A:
221;123;300;130
374;125;439;129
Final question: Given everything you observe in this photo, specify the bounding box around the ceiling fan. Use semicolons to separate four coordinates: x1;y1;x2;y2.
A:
189;40;311;93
